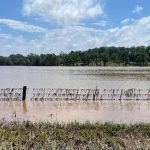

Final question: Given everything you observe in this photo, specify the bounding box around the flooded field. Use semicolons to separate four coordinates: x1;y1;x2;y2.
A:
0;66;149;89
0;66;149;123
0;100;150;123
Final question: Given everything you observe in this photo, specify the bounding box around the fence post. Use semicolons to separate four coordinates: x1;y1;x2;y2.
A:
22;86;27;101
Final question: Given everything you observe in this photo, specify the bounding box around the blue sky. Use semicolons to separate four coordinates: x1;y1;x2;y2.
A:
0;0;150;56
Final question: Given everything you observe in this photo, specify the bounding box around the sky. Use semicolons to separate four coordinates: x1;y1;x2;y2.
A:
0;0;150;56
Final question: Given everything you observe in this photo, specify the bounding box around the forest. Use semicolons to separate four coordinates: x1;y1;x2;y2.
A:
0;46;150;66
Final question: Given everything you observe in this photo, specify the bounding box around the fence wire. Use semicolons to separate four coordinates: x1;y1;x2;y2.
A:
0;88;149;101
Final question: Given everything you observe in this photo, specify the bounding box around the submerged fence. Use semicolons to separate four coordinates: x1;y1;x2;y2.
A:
0;87;150;101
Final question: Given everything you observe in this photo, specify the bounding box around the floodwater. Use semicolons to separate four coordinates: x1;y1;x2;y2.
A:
0;100;150;123
0;66;149;123
0;66;149;89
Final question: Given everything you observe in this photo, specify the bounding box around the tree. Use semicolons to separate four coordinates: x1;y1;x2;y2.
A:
0;46;149;66
101;53;109;66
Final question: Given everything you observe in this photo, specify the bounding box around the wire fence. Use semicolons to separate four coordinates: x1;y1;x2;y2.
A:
0;87;149;101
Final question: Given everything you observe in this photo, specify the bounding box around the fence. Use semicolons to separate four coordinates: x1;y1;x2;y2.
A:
0;87;149;101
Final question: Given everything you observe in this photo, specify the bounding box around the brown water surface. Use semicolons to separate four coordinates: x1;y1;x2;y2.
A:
0;66;149;123
0;100;150;124
0;66;149;89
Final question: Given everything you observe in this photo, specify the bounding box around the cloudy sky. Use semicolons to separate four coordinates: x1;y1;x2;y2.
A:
0;0;150;56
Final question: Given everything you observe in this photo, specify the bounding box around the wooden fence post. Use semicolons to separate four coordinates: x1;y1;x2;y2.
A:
22;86;27;101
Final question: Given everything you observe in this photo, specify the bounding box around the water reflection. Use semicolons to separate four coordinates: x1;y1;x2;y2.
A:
22;101;27;114
0;100;150;124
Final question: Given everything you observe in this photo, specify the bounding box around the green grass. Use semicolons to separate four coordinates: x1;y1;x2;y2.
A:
0;121;150;149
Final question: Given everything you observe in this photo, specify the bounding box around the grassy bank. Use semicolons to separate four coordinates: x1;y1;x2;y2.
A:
0;121;150;150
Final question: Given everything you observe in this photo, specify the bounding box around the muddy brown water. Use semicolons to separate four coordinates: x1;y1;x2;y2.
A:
0;66;149;89
0;100;150;123
0;66;149;123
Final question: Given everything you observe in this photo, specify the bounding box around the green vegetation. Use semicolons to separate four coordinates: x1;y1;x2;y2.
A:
0;121;150;149
0;46;150;66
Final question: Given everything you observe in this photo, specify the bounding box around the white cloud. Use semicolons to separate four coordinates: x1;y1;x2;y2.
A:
102;17;150;46
32;16;150;51
0;33;29;55
93;21;108;27
23;0;104;25
0;19;47;33
132;5;144;13
121;18;135;25
1;16;150;55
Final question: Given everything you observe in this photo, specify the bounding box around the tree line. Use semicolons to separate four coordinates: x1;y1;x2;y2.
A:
0;46;150;66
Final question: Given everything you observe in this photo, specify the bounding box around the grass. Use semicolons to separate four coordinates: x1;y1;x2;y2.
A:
0;121;150;149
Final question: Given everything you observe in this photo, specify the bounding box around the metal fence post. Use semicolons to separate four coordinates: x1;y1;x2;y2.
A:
22;86;27;101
